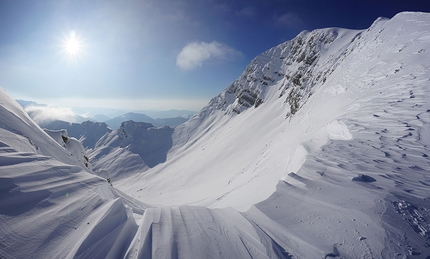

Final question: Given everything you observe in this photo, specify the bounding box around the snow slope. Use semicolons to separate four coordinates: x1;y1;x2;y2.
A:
0;89;149;258
44;128;93;170
1;11;430;258
0;88;289;258
40;119;176;180
117;25;360;208
116;12;430;257
41;120;112;149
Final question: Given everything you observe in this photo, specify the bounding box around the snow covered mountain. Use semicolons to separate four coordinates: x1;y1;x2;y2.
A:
89;121;174;179
38;119;175;179
104;113;156;129
41;120;112;148
44;128;93;170
117;12;430;257
1;11;430;258
104;112;188;129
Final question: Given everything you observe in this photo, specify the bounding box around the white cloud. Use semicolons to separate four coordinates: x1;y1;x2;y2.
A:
25;105;77;124
176;41;242;70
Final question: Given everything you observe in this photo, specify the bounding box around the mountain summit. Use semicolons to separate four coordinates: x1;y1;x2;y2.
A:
1;12;430;258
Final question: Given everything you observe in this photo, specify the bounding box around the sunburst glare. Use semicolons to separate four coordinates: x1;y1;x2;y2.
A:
62;30;82;59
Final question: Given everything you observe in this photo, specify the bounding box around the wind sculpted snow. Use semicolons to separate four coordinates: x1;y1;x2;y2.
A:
1;11;430;258
41;120;112;149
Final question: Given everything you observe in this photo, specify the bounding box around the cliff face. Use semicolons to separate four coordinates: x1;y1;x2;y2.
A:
172;26;362;149
205;27;360;117
176;13;413;149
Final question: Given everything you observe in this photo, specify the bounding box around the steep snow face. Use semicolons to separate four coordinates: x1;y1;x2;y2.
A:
120;27;362;209
89;121;174;179
44;129;93;170
171;27;360;150
199;28;355;114
0;89;86;168
120;12;430;216
41;120;112;149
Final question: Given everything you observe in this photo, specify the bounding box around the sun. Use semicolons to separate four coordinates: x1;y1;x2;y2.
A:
65;38;80;55
62;30;82;59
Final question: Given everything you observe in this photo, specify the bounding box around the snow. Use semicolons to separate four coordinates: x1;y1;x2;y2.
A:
0;89;148;258
125;206;288;258
41;120;112;149
116;26;362;210
88;121;174;179
1;11;430;258
44;129;92;170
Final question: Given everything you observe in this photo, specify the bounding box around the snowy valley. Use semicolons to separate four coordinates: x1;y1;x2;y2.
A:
1;12;430;258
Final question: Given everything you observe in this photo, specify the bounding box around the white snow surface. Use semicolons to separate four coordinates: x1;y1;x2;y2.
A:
88;121;174;180
1;12;430;258
44;128;93;170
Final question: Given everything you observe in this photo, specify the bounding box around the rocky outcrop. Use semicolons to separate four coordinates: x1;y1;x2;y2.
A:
202;27;361;118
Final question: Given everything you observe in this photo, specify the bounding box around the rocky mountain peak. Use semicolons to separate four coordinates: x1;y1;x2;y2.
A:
204;27;360;117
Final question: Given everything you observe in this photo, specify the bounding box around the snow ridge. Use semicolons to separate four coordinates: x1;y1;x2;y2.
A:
89;121;174;179
202;27;356;116
44;129;92;170
171;27;359;151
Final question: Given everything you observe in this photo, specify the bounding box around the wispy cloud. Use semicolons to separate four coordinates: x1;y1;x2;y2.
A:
274;12;305;29
236;6;257;18
25;105;78;124
176;41;242;71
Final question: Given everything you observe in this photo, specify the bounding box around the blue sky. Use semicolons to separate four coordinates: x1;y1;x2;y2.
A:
1;0;430;111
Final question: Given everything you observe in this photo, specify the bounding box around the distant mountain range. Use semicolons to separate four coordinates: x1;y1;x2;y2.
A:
104;112;190;129
16;99;195;129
